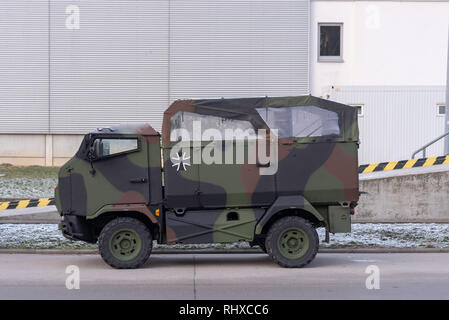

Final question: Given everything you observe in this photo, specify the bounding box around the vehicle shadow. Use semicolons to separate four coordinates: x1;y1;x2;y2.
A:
142;253;272;269
141;252;350;269
76;252;351;270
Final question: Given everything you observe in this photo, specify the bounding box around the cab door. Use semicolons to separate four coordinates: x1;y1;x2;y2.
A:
69;135;150;216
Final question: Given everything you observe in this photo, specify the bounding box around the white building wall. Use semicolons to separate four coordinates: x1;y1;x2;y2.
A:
2;0;449;166
311;0;449;95
329;86;446;164
0;0;311;166
0;1;49;133
312;1;449;164
170;0;309;101
0;0;310;135
50;0;170;134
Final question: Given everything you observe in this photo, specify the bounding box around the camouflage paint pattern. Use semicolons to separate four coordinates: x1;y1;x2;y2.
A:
55;96;359;245
55;123;163;242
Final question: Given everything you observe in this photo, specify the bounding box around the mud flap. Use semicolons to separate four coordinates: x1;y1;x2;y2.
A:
328;205;351;233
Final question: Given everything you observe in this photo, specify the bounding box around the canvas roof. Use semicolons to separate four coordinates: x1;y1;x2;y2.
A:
162;95;359;146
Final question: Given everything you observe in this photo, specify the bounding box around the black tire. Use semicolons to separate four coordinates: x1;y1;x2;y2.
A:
99;217;152;269
265;216;319;268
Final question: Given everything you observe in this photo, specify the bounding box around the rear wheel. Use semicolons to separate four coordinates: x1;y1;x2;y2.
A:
265;216;318;268
99;217;152;269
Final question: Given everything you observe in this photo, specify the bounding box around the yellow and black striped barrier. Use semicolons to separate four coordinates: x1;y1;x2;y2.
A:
359;155;449;174
0;198;55;211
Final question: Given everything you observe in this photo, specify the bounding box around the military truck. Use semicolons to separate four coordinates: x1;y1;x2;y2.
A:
55;96;359;269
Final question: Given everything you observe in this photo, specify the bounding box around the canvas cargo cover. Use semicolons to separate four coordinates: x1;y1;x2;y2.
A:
162;96;359;147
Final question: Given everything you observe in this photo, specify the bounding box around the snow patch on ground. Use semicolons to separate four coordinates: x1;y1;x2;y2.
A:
0;178;57;199
319;223;449;248
0;223;448;250
0;224;96;250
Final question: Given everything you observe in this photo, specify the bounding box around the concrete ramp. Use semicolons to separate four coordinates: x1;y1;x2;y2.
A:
0;206;59;224
356;164;449;223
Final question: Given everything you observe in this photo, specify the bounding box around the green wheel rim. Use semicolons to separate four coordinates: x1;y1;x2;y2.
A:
109;228;142;261
277;227;309;259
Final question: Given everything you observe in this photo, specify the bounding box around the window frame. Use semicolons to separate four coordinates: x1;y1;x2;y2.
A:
436;104;446;117
349;104;364;117
318;22;344;63
92;136;141;160
256;106;345;143
169;111;258;143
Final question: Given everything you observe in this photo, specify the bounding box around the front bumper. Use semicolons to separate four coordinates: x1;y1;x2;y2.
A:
60;215;96;243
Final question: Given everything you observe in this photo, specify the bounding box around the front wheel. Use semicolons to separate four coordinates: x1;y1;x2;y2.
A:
265;216;319;268
99;217;152;269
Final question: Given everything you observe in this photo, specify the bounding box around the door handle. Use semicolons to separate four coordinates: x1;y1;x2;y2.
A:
257;162;270;168
129;178;148;183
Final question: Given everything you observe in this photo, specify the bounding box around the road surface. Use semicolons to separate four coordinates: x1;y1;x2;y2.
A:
0;252;448;299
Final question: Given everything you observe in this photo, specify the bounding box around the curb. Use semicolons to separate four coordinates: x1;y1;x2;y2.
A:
0;249;99;255
0;247;448;255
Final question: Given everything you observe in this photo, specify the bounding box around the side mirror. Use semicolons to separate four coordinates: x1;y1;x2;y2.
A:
87;139;100;162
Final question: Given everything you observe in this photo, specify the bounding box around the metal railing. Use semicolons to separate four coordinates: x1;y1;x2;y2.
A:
411;131;449;159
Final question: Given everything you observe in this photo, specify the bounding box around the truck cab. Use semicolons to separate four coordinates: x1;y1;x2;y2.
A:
55;96;359;269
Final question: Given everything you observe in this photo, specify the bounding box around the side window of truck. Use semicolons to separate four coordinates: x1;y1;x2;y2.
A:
170;111;256;141
94;138;139;158
256;106;340;138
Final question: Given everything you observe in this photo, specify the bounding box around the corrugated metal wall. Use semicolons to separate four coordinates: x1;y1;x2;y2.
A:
50;0;169;133
0;1;49;133
0;0;310;134
329;86;446;164
169;0;310;100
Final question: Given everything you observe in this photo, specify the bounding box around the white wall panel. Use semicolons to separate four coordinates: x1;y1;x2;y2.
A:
311;1;449;97
1;0;310;135
330;86;446;164
49;0;169;133
169;0;310;101
0;1;49;133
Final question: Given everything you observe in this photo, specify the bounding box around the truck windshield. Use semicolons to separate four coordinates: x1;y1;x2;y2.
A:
94;138;139;158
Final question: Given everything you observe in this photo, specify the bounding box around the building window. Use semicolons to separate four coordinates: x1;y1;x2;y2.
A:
437;104;446;117
350;104;364;117
318;23;343;62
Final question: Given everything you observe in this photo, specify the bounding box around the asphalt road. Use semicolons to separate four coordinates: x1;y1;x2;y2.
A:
0;252;448;299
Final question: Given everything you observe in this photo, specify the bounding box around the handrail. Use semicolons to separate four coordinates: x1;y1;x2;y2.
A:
411;131;449;159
